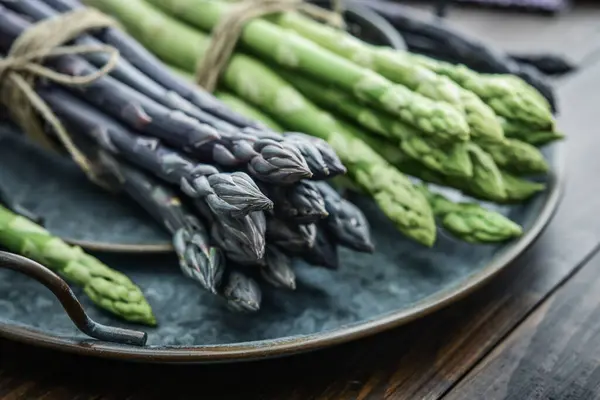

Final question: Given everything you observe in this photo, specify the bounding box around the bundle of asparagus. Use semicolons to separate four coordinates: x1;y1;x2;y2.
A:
0;0;378;320
79;0;557;247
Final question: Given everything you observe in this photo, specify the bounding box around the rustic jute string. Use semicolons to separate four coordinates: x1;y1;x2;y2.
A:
196;0;345;92
0;8;120;183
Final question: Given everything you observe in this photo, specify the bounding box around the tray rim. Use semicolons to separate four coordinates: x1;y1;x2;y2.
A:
0;142;567;364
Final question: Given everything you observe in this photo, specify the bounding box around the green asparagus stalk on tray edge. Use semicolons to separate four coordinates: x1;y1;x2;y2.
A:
0;205;156;325
272;11;504;144
98;0;470;144
416;186;523;243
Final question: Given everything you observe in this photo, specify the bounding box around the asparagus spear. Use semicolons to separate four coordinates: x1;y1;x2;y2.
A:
500;118;565;147
168;67;347;180
86;0;469;144
302;226;339;270
313;182;374;253
280;71;472;178
266;217;317;254
0;205;156;325
97;151;225;292
210;211;267;266
260;245;296;290
260;180;328;224
221;269;262;312
481;138;548;176
348;123;544;203
39;86;273;218
282;132;347;179
407;53;555;132
417;185;522;243
274;11;504;143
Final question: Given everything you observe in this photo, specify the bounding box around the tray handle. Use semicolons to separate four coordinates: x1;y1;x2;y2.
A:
0;251;147;346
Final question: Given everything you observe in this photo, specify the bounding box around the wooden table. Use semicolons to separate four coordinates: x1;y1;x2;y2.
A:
3;4;600;399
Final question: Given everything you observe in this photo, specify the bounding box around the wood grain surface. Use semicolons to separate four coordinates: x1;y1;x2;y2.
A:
444;252;600;400
2;4;600;400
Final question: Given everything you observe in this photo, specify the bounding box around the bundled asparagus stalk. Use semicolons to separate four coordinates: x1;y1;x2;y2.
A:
39;86;273;219
96;151;225;294
6;0;347;181
0;5;315;186
0;204;156;325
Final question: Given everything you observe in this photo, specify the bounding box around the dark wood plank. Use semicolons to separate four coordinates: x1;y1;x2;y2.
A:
444;249;600;400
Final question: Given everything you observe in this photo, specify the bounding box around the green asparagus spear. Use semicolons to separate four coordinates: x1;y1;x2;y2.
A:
407;54;555;131
500;118;565;147
280;70;472;178
0;206;156;325
215;91;284;132
282;71;546;176
351;124;544;203
273;12;503;143
93;0;469;143
481;138;548;175
417;186;522;243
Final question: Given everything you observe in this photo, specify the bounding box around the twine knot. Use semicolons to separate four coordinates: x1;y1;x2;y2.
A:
0;8;120;183
196;0;345;92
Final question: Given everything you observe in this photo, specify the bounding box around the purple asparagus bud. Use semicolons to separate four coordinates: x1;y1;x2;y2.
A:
315;182;374;253
172;216;224;294
284;132;347;177
266;217;317;253
303;226;340;270
242;138;312;185
211;211;267;265
260;246;296;290
261;180;328;224
97;151;225;293
222;271;262;312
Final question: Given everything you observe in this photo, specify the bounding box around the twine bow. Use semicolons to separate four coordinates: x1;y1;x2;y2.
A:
0;8;120;182
196;0;345;92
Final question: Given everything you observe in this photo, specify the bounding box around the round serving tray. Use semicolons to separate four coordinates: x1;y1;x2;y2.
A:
0;4;565;363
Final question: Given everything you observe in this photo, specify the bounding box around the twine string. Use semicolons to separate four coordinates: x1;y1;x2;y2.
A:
0;8;120;184
196;0;345;92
